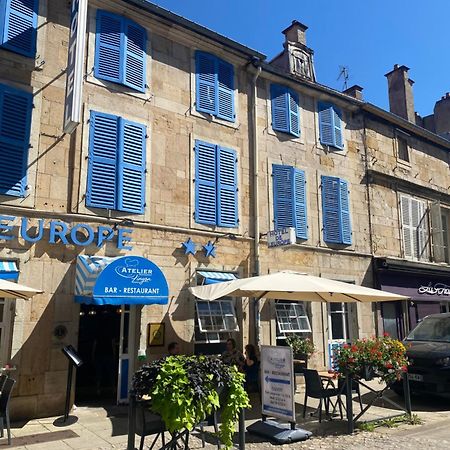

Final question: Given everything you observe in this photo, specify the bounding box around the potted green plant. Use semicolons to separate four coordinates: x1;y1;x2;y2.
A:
286;335;315;366
132;355;250;450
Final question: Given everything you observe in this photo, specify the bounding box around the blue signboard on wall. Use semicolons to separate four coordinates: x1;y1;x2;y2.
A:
92;256;169;305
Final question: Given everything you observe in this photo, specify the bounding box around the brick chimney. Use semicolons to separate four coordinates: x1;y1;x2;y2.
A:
343;85;364;101
433;92;450;139
384;64;415;122
270;20;315;82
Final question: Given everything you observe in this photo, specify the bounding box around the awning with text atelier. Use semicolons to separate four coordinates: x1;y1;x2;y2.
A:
75;255;169;306
197;271;238;285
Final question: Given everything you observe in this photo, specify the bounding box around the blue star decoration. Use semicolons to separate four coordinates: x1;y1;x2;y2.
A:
203;241;216;258
181;238;196;255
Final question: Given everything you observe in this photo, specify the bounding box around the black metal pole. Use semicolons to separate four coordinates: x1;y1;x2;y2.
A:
403;373;412;416
346;374;354;434
127;391;137;450
238;409;245;449
64;363;73;422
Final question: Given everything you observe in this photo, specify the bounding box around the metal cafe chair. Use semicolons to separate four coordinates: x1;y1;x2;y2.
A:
302;369;343;423
0;377;15;445
136;400;167;450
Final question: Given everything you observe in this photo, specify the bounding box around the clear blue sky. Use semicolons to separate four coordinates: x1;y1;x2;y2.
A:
149;0;449;117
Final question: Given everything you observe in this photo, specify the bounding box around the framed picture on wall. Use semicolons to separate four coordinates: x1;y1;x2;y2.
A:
148;323;165;347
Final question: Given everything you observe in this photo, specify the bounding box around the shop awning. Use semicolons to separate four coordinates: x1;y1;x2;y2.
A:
0;261;19;281
197;271;238;285
75;255;169;306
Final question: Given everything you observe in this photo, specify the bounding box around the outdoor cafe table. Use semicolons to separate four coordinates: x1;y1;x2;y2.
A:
330;372;413;433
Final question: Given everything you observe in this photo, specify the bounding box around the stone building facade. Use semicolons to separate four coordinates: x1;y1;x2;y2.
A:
0;0;448;420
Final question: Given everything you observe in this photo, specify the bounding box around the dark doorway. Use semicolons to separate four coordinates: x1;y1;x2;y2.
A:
76;304;121;404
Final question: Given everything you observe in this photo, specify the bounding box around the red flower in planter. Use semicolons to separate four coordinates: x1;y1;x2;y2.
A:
385;362;393;369
351;345;358;352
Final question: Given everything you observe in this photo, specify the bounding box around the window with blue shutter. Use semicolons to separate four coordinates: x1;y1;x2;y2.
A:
272;165;307;239
194;140;238;227
318;102;344;150
270;84;300;137
95;10;146;92
87;111;146;213
0;0;38;57
195;51;235;122
321;175;352;244
0;83;33;197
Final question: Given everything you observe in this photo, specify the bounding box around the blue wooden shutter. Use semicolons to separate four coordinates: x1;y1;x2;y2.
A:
293;168;307;239
271;84;289;133
123;19;146;92
195;140;217;225
321;175;341;243
339;179;352;244
118;119;146;213
272;165;294;230
195;51;217;115
217;146;238;227
333;107;344;149
0;84;32;197
86;111;118;210
318;102;335;146
288;89;300;137
95;10;122;84
217;59;235;122
1;0;38;57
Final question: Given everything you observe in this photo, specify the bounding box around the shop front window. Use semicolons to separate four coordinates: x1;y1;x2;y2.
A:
275;301;311;340
194;299;238;352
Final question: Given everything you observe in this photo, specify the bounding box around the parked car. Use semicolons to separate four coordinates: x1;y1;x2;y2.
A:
393;312;450;396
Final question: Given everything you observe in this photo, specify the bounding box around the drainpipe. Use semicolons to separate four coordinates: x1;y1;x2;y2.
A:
247;57;262;346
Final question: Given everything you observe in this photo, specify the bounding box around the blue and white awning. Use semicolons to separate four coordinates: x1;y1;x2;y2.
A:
0;261;19;281
197;271;237;285
75;255;169;305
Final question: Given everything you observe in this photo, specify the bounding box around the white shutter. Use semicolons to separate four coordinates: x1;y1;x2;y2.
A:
417;200;429;260
430;201;445;262
400;195;413;258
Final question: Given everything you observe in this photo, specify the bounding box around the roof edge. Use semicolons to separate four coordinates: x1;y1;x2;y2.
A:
123;0;266;60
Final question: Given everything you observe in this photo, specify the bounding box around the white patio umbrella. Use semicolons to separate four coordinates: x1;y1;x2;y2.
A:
0;278;43;300
189;270;409;303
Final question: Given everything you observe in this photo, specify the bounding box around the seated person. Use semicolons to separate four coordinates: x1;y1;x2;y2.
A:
221;338;245;369
167;341;181;356
243;344;260;392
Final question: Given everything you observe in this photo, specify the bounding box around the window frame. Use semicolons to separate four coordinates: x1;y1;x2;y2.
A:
400;194;430;261
86;110;146;214
275;301;311;337
318;102;344;150
94;9;147;93
195;299;238;333
328;302;350;341
270;83;300;137
194;139;238;228
195;50;235;123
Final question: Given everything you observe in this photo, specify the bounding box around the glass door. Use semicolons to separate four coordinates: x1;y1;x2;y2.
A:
117;305;136;404
328;302;350;369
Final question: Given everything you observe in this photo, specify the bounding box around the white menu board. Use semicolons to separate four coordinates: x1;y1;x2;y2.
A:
261;345;295;422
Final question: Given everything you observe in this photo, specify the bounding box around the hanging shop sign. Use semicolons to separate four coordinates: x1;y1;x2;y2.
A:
93;256;169;305
0;216;133;250
63;0;88;134
261;345;295;422
267;227;296;248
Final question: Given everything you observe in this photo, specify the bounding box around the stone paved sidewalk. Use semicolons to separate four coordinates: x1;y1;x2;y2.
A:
2;385;450;449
